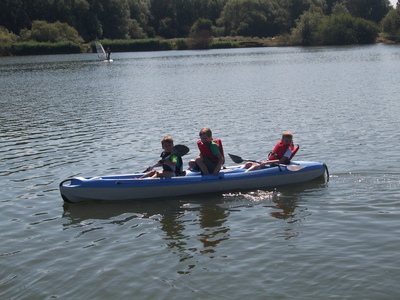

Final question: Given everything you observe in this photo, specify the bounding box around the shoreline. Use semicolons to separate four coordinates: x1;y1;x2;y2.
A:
2;36;398;57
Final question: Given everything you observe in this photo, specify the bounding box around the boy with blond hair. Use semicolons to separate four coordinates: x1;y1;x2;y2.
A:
188;128;224;176
244;131;299;172
141;136;182;178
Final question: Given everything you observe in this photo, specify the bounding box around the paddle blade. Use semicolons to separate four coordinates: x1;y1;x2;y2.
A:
285;164;306;171
228;153;259;163
143;166;152;172
228;153;244;163
171;144;190;157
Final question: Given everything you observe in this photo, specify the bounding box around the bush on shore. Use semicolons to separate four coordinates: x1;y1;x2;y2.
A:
96;39;173;52
11;41;81;55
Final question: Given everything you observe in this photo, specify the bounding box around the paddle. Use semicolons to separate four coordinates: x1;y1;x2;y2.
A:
228;153;305;171
228;153;259;164
143;144;190;172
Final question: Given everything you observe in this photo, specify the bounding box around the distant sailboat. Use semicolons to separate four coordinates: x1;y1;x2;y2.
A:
95;40;112;62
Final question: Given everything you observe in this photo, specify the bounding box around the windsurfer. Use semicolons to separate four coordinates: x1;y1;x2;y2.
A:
106;47;111;61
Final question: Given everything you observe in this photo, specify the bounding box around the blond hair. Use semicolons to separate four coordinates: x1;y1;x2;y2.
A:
161;136;174;145
199;127;212;137
282;131;293;139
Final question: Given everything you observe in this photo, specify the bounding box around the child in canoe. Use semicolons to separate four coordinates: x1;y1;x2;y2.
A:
188;127;224;176
141;136;183;178
243;131;299;172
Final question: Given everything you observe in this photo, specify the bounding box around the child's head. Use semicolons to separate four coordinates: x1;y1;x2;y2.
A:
199;127;213;143
161;136;174;150
281;131;293;145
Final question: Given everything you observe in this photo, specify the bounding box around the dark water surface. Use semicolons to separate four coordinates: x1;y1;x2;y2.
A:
1;45;399;299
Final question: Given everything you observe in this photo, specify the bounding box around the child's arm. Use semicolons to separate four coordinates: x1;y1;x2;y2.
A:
163;156;177;168
163;159;176;168
259;159;279;167
213;153;224;176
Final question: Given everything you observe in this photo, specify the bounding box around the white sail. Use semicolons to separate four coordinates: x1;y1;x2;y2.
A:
95;40;106;60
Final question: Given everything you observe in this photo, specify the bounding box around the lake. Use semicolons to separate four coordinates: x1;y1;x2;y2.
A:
1;44;399;299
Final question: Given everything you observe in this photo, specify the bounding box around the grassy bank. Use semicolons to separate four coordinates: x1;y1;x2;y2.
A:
2;36;286;56
11;41;82;56
2;35;397;57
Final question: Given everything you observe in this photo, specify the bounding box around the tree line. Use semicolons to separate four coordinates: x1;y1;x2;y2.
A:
1;0;399;55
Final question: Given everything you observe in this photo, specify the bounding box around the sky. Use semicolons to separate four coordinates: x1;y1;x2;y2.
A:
389;0;397;7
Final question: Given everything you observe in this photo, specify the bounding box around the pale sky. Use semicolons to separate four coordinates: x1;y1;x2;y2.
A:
390;0;397;7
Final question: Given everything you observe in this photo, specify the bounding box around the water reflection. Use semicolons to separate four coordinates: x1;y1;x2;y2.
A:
267;201;298;221
62;199;182;225
62;179;324;251
266;178;326;225
197;202;230;253
62;195;231;272
61;177;325;276
224;190;304;223
61;183;321;227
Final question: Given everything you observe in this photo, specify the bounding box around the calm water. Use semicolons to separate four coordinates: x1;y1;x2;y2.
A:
1;44;399;299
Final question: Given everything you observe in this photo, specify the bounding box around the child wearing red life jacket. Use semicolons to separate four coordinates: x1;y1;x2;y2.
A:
268;131;298;163
188;127;224;176
244;131;299;172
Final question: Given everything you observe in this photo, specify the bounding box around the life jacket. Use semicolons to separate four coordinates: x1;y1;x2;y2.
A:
197;139;225;165
268;142;299;163
161;151;183;175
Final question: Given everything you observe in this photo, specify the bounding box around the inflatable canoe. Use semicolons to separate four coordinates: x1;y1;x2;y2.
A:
59;161;328;203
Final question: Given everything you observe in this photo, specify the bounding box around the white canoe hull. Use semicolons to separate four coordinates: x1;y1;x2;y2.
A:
59;161;327;203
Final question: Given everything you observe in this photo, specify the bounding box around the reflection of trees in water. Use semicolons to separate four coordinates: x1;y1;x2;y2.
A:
62;198;230;261
222;190;305;222
198;202;230;254
159;198;230;265
159;209;190;262
266;194;310;224
223;189;313;240
267;201;303;240
62;182;320;270
264;190;313;240
268;202;297;220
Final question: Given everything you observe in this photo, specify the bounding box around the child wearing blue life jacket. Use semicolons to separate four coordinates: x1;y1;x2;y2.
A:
141;136;182;178
244;131;299;172
188;127;224;176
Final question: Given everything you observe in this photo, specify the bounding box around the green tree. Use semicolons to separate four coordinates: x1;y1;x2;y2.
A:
0;0;393;45
0;0;30;34
272;4;292;34
331;3;350;15
19;20;84;43
381;5;400;38
217;0;283;37
325;0;341;15
127;0;152;37
290;5;325;45
149;0;176;37
150;0;228;38
316;14;379;44
0;26;19;55
189;18;213;49
127;19;146;38
280;0;327;29
56;0;91;40
343;0;391;23
97;0;131;39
